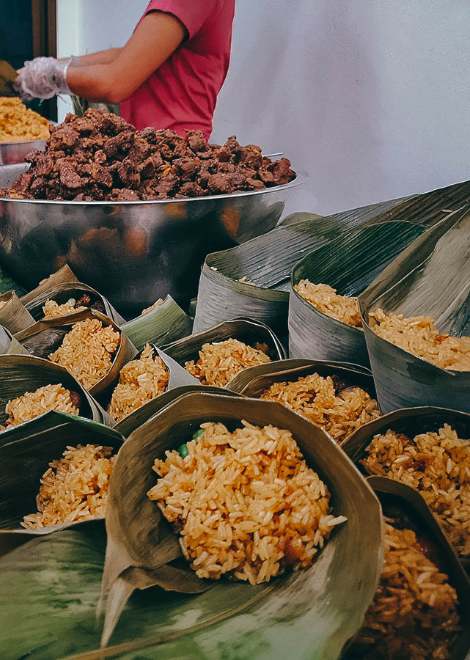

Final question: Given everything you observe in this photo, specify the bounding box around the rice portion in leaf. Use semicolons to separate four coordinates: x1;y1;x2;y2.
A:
22;444;115;529
48;318;120;390
362;424;470;556
148;420;346;585
260;373;380;443
369;308;470;372
3;384;80;429
184;338;271;387
108;344;169;422
42;298;87;319
348;520;460;659
295;281;361;328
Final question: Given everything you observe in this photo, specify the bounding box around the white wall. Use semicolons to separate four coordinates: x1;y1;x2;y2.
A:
57;0;470;215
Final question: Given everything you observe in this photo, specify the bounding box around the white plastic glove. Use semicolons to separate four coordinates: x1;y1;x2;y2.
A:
15;56;73;100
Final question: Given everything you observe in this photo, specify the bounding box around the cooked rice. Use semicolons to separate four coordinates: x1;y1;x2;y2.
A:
351;521;460;660
141;298;165;316
148;421;346;585
184;338;272;387
22;444;115;529
362;424;470;556
369;308;470;371
260;373;380;443
108;343;169;422
295;280;361;328
43;299;87;319
48;318;120;390
3;384;79;428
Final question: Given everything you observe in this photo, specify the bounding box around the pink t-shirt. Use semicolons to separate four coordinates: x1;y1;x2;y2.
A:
120;0;235;139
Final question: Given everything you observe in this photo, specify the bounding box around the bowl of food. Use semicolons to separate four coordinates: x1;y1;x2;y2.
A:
0;110;304;315
0;97;48;165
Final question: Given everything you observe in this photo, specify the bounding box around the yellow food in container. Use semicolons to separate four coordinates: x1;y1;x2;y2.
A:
0;97;49;142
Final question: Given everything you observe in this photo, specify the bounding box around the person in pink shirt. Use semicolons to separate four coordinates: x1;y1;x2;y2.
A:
16;0;235;139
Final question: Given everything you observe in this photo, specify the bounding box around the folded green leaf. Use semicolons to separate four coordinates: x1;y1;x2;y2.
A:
164;318;286;369
15;309;137;398
289;222;424;366
101;391;382;655
0;413;123;547
360;208;470;412
0;354;108;444
121;295;193;351
345;475;470;660
25;281;125;325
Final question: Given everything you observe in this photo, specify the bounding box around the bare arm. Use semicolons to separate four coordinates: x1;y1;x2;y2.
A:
67;12;185;104
72;48;123;66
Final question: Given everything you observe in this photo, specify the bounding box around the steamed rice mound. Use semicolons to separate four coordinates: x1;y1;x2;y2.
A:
108;344;169;422
148;421;346;585
369;308;470;371
22;444;115;529
48;318;120;389
295;281;361;328
3;384;79;428
351;521;460;660
362;424;470;556
260;373;380;443
184;338;272;387
43;299;87;319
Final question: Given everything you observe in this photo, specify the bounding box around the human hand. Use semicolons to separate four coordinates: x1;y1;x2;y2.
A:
15;57;72;100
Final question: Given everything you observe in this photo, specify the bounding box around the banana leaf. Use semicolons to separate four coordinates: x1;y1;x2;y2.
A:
0;323;26;355
289;222;424;366
15;309;137;398
0;354;108;442
20;264;78;304
0;413;123;550
164;319;286;381
120;295;193;351
104;344;199;426
100;391;383;655
193;179;470;335
341;406;469;563
115;384;237;438
343;476;470;660
359;208;470;412
24;281;125;325
0;290;34;333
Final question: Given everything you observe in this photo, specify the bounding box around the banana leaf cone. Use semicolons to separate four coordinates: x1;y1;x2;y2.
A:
343;476;470;660
24;281;125;325
15;309;137;398
0;354;108;445
99;392;383;656
120;295;193;351
227;358;379;446
164;318;286;383
20;264;79;305
289;221;424;366
193;180;470;335
359;208;470;412
0;290;34;333
0;413;123;554
104;344;200;427
115;384;239;437
341;406;470;564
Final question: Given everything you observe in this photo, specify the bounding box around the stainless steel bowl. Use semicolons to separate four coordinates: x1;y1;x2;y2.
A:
0;140;46;165
0;166;305;315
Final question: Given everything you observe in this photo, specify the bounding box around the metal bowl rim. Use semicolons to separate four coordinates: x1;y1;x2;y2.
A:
0;172;306;206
